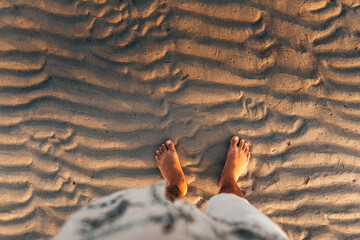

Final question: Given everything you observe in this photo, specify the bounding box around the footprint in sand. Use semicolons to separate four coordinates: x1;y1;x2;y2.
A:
27;128;76;155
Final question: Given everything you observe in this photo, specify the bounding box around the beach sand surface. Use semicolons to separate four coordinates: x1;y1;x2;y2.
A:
0;0;360;239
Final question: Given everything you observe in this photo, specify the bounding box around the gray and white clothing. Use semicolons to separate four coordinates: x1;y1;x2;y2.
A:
50;181;288;240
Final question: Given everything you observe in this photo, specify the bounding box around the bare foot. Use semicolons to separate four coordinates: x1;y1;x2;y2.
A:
155;140;187;199
219;136;250;188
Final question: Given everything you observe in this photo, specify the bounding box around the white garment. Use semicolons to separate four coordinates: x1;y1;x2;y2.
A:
205;193;288;239
50;181;288;240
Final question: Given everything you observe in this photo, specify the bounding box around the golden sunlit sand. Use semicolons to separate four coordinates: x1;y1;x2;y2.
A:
0;0;359;239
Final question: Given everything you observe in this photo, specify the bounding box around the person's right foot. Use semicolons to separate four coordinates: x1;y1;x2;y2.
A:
219;136;250;188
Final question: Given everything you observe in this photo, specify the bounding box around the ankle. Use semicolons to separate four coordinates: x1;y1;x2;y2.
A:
177;181;187;198
166;182;187;201
218;180;245;198
219;176;236;188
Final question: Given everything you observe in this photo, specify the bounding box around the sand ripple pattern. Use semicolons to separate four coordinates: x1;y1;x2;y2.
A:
1;0;360;239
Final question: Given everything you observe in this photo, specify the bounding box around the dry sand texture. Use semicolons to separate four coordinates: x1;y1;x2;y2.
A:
0;0;360;239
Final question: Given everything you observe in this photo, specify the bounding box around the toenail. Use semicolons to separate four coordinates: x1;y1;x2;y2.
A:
234;136;239;141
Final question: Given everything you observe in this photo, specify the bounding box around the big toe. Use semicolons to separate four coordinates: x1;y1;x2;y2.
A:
230;136;239;147
166;140;176;151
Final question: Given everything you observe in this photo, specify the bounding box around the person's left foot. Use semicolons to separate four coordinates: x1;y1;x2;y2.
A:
155;140;187;199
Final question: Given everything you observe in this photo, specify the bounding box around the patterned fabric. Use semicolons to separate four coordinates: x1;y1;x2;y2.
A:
50;181;289;240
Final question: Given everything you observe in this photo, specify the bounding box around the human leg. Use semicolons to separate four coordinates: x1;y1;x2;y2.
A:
205;136;288;239
218;136;250;198
155;140;187;201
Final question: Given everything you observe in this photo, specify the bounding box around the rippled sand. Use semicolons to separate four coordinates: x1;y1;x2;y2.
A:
1;0;360;239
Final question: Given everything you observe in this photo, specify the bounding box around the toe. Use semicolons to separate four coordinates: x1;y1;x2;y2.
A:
166;140;176;151
155;156;159;162
158;146;163;154
156;150;160;157
239;139;245;149
230;136;239;147
243;142;248;151
246;152;250;160
161;144;167;152
245;145;249;154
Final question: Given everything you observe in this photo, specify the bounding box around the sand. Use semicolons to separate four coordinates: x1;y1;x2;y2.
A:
0;0;359;239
